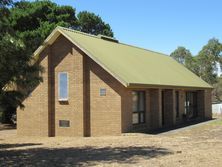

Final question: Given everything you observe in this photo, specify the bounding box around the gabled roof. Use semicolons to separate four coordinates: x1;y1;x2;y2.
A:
34;26;212;89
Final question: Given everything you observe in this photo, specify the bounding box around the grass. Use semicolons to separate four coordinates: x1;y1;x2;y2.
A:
210;118;222;125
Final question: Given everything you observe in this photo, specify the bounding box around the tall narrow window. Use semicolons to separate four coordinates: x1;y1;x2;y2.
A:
175;91;179;118
58;72;68;101
132;91;145;124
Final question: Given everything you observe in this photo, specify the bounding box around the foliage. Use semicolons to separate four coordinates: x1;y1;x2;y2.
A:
6;0;113;55
171;39;222;85
170;46;192;65
77;11;113;37
9;0;77;54
0;0;12;6
0;34;43;110
0;0;114;118
0;1;37;122
212;77;222;102
170;46;199;74
197;38;222;84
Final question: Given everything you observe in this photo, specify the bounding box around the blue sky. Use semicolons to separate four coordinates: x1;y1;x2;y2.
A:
52;0;222;55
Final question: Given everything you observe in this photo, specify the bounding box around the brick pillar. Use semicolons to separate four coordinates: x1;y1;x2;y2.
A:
83;56;90;137
150;89;162;129
197;89;212;119
48;46;55;137
204;89;212;119
162;89;176;127
197;90;205;118
145;90;151;130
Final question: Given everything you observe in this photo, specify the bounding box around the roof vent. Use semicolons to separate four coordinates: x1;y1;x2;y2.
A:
98;34;119;43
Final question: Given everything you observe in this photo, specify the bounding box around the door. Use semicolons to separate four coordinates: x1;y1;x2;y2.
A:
185;92;197;119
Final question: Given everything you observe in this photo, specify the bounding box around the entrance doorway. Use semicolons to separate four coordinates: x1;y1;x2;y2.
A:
185;92;197;119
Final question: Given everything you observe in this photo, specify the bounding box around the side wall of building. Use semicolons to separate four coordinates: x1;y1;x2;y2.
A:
17;35;127;137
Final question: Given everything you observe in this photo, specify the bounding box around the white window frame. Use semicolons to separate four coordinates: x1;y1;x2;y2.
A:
58;72;69;101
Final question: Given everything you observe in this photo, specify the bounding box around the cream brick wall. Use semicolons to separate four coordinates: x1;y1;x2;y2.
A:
52;36;84;137
88;58;124;136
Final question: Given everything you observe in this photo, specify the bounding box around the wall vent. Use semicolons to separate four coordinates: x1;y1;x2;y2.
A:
59;120;70;127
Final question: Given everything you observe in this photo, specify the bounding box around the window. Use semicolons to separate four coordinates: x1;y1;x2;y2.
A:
58;72;68;101
132;91;145;124
59;120;70;127
175;91;179;118
100;88;106;96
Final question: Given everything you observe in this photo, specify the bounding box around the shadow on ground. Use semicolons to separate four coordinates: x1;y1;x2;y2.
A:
0;145;173;166
0;124;16;131
0;143;42;150
149;118;215;134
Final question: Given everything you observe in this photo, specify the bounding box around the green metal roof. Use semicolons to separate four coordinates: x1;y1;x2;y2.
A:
44;27;212;89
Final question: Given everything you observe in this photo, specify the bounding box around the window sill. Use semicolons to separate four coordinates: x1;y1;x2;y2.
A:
58;99;69;102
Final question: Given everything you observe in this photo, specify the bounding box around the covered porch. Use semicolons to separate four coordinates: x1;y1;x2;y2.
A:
129;88;212;132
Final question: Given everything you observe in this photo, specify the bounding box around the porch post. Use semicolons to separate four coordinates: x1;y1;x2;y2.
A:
197;90;205;118
204;89;212;119
162;89;176;127
150;89;162;129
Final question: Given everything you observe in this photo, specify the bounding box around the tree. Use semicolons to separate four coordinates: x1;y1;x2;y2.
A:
0;0;12;32
212;77;222;102
0;0;43;122
9;0;78;55
170;47;192;64
77;11;113;37
0;0;12;6
7;1;114;56
197;38;222;84
0;0;114;122
170;46;196;72
0;34;42;116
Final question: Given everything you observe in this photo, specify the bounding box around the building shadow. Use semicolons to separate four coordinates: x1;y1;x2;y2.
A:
0;143;42;150
0;145;173;166
149;118;215;134
0;124;16;131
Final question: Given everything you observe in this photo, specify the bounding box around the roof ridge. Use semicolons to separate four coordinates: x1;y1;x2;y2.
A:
58;26;169;56
57;26;100;39
58;26;169;57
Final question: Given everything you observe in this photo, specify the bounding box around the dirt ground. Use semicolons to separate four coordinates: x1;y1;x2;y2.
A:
0;119;222;167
